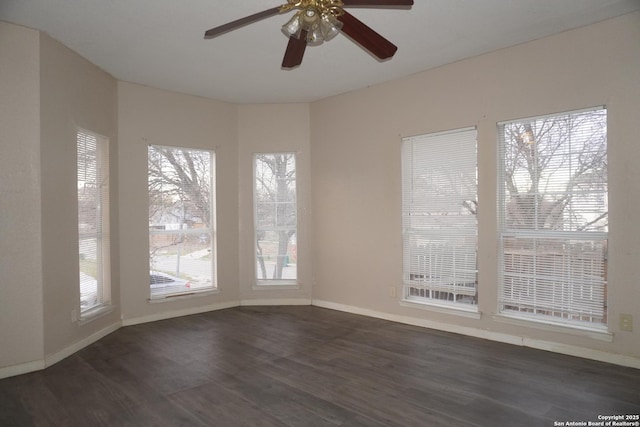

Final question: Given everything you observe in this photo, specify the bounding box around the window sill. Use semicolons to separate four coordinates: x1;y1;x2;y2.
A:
253;281;299;291
492;313;613;342
148;288;219;304
79;304;115;325
400;299;482;319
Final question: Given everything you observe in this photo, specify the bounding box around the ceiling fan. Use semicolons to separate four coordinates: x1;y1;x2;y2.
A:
204;0;414;69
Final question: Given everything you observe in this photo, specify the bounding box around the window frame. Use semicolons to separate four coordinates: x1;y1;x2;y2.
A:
401;127;479;313
77;128;111;318
147;145;217;300
253;152;298;286
497;106;608;331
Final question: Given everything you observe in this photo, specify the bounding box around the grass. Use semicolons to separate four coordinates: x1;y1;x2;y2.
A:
80;259;97;278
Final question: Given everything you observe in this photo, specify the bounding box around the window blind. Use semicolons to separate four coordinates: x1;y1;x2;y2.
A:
77;130;110;312
402;127;478;307
498;107;608;327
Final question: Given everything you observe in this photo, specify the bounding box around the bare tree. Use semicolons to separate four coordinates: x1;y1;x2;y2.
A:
502;110;607;233
148;147;212;228
255;154;297;280
147;146;213;271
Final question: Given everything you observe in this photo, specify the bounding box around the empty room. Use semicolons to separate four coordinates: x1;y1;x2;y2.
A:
1;0;639;425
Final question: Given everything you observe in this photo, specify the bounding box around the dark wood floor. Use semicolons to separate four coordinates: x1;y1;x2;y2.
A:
1;306;638;426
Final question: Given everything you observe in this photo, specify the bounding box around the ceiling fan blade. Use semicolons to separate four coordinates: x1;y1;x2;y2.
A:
342;0;413;5
204;6;282;38
282;30;308;69
337;11;398;60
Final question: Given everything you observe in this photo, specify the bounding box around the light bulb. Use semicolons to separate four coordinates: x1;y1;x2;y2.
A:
307;26;324;46
320;14;342;41
281;12;302;38
300;7;320;31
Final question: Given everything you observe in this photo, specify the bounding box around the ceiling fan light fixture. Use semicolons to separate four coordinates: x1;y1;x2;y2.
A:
281;12;303;38
319;13;342;41
300;8;320;31
282;5;343;45
307;26;324;45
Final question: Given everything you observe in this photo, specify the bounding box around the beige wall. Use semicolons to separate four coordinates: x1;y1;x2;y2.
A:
0;23;122;372
310;11;640;361
39;33;121;356
0;22;44;370
117;82;240;321
237;104;312;302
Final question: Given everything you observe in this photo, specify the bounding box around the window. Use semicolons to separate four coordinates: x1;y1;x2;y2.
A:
254;153;297;284
148;146;216;298
498;107;608;328
401;127;478;309
77;129;111;314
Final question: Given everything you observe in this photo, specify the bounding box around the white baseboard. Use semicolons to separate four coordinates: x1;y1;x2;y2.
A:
45;321;122;368
0;321;122;380
122;298;312;326
312;299;640;370
240;298;312;306
0;359;45;380
122;300;240;326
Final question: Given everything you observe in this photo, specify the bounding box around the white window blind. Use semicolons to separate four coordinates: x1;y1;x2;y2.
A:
498;107;608;328
77;130;110;313
148;146;216;297
402;127;478;308
254;153;297;284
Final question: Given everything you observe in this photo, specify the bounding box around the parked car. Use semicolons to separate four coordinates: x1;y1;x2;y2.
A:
150;271;192;295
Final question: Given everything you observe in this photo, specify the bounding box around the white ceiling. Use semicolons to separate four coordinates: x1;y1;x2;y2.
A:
1;0;639;104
